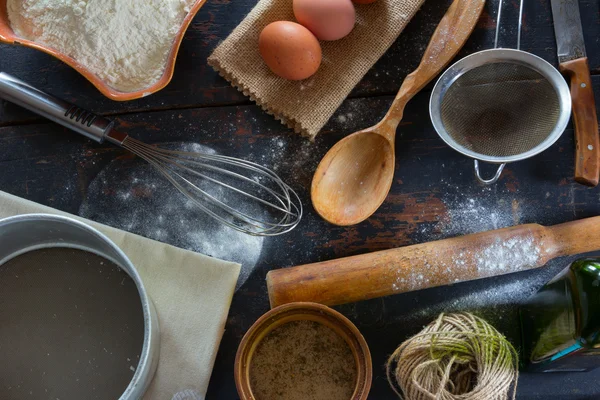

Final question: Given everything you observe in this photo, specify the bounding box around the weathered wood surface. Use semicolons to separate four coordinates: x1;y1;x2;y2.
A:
2;0;600;398
1;0;598;125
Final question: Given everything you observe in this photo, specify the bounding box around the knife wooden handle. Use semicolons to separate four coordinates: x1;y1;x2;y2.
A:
266;217;600;308
559;57;600;187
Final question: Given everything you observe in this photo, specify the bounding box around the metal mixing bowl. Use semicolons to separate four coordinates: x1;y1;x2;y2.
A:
0;213;160;399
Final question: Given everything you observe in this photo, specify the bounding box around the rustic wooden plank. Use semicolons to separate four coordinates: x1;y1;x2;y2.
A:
1;76;600;399
2;0;597;126
2;0;600;397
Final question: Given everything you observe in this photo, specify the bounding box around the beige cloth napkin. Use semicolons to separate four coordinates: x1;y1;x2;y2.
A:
0;190;240;400
208;0;425;139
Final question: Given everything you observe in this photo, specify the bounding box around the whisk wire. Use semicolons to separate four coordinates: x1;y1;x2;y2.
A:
138;152;289;235
127;141;298;219
124;143;267;228
171;169;298;230
0;73;302;236
125;146;239;225
121;137;302;236
152;152;297;216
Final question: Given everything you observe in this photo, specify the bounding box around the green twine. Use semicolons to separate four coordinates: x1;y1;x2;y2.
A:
386;312;519;400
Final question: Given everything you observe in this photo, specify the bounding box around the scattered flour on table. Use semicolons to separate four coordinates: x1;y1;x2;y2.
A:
172;389;203;400
394;181;545;293
403;276;549;325
7;0;195;92
253;136;319;186
79;142;264;290
419;184;524;238
445;196;507;234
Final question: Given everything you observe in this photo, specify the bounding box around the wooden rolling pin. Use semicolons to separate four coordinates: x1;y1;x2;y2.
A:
267;217;600;307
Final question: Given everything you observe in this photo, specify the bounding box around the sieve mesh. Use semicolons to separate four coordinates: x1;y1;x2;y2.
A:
440;62;561;158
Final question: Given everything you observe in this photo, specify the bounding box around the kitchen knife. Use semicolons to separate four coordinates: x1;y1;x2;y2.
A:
551;0;599;186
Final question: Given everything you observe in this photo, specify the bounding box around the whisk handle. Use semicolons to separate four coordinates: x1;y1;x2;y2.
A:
0;72;112;143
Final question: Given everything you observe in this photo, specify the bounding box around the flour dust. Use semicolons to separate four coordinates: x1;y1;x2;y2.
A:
8;0;195;92
404;275;549;326
79;142;264;290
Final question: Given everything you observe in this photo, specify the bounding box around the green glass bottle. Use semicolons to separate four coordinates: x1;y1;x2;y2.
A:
520;258;600;372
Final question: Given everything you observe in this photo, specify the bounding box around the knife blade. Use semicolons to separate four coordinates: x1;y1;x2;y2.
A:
551;0;600;186
551;0;586;63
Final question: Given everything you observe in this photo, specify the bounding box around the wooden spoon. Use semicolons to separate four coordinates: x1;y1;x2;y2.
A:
311;0;486;226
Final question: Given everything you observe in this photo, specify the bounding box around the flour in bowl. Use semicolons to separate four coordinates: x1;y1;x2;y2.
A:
7;0;196;92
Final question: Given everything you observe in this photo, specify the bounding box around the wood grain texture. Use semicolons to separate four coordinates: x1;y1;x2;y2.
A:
267;217;600;307
2;0;597;125
560;57;600;186
1;0;600;399
2;79;600;400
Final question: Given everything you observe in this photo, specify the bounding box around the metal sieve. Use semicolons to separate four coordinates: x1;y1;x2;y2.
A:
429;0;571;184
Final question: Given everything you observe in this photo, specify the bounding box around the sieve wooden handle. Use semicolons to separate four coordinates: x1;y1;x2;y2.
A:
559;57;600;187
267;217;600;308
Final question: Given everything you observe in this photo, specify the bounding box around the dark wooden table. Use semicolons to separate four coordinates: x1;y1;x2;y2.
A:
2;0;600;398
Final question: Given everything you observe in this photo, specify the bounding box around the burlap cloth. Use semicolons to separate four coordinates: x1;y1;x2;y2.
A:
0;190;240;400
208;0;426;140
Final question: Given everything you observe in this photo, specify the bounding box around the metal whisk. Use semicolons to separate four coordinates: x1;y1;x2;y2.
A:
0;72;302;236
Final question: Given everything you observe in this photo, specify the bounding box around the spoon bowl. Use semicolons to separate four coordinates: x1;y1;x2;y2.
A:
312;130;394;226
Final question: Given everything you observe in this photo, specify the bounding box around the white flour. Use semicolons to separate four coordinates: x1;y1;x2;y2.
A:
473;236;541;274
417;184;524;240
8;0;194;92
391;234;543;295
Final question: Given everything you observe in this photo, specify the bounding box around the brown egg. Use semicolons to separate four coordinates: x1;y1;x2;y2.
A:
293;0;356;41
259;21;322;81
353;0;377;3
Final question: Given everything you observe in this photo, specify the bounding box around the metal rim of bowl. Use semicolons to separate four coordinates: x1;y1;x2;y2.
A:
0;213;160;400
234;302;373;400
429;48;572;164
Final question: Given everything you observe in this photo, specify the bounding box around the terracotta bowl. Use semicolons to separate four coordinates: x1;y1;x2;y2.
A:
0;0;207;101
235;302;372;400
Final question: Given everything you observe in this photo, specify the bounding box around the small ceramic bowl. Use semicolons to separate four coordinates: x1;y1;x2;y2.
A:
235;302;372;400
0;0;207;101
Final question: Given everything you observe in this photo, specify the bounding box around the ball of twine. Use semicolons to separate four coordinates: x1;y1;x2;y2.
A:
386;313;518;400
